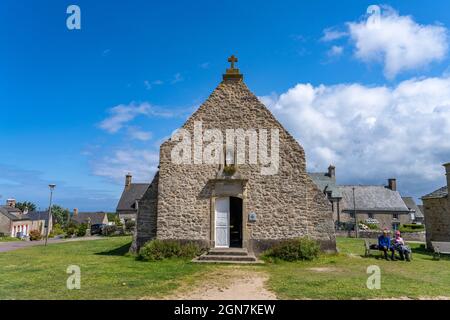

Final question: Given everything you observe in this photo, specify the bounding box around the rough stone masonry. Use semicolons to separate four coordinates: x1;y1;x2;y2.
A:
131;57;336;255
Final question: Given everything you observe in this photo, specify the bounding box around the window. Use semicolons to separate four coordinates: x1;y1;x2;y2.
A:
368;213;374;219
350;212;355;218
393;213;399;220
392;223;400;231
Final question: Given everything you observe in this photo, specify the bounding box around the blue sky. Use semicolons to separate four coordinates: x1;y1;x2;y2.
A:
1;0;450;211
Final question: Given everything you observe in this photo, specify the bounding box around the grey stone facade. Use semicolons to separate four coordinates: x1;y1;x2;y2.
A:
131;62;336;255
422;163;450;248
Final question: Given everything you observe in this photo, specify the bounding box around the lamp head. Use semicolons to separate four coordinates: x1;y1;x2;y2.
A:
49;184;56;190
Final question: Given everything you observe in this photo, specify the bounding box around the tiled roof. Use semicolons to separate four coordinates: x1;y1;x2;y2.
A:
308;172;342;198
0;206;30;221
70;212;108;225
116;183;150;211
401;197;424;218
339;186;410;212
422;186;448;199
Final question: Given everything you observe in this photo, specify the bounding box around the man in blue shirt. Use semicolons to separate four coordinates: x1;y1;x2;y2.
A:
378;229;395;260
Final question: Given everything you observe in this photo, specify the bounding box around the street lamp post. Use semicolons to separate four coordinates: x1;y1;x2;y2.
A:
45;184;56;246
352;186;358;238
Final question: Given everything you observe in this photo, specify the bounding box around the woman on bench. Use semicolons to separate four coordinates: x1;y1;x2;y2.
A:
392;230;411;261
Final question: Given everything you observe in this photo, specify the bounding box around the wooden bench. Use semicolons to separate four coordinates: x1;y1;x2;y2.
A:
364;239;412;260
431;241;450;260
364;239;381;257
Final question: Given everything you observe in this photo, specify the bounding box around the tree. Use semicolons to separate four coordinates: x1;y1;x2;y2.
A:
15;201;37;212
51;205;70;227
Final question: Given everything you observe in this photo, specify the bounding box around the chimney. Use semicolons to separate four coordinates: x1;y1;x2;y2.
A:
6;199;16;208
125;173;132;188
444;162;450;190
388;178;397;191
327;165;336;178
73;208;79;217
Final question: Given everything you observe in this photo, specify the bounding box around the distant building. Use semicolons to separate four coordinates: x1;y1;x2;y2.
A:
0;199;32;237
25;210;53;235
422;163;450;248
70;209;109;225
401;197;425;224
338;179;411;231
116;173;149;222
308;165;342;225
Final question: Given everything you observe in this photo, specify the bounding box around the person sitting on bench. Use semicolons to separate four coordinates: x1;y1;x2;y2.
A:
392;230;411;261
378;229;395;260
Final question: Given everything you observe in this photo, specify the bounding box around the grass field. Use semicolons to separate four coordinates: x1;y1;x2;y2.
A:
1;236;449;299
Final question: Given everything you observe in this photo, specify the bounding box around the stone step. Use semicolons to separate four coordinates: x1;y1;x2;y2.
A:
197;253;257;262
207;248;248;256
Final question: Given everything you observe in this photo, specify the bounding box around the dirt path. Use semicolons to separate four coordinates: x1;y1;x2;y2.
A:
164;267;277;300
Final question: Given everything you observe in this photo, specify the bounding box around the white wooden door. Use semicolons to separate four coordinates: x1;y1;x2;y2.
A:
215;197;230;248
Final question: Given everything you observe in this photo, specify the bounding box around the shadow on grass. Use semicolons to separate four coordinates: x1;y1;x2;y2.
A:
96;242;132;256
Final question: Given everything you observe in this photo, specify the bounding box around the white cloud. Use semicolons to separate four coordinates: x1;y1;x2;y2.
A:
261;76;450;197
127;126;152;141
327;45;344;57
92;149;159;182
171;73;184;84
321;28;348;42
98;102;174;133
347;6;448;78
144;80;164;90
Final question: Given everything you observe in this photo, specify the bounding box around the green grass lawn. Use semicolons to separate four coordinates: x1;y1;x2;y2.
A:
0;236;211;300
265;237;450;299
1;236;449;299
0;236;21;242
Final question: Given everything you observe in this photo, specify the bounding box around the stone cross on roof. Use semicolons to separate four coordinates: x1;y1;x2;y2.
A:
223;54;243;81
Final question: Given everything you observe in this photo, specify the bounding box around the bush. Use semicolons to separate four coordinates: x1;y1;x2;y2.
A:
138;240;204;261
76;223;87;237
49;223;65;238
262;237;320;262
64;221;78;238
399;224;425;233
125;220;136;232
366;223;379;230
102;225;117;236
29;229;42;241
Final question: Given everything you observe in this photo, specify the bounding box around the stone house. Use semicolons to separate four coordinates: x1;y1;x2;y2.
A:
0;199;32;237
116;173;150;222
422;163;450;248
338;179;411;231
25;210;53;235
70;209;109;226
401;197;424;224
308;165;342;226
131;57;336;255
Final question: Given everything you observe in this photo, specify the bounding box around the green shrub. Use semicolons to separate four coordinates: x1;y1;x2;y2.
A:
29;229;42;241
64;221;78;238
102;225;118;236
76;223;87;237
138;240;203;261
366;223;379;230
49;223;65;238
399;224;425;233
263;237;320;262
125;220;136;232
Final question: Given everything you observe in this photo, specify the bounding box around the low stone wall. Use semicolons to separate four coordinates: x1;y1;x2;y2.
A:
336;230;425;242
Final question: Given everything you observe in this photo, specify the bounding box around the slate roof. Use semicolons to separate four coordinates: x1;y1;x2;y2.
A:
422;186;448;199
26;211;51;223
70;212;108;225
401;197;424;218
116;183;150;211
339;186;410;212
308;172;342;199
0;206;30;221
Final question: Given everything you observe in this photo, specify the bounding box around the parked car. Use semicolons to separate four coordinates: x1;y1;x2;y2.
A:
90;224;106;235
